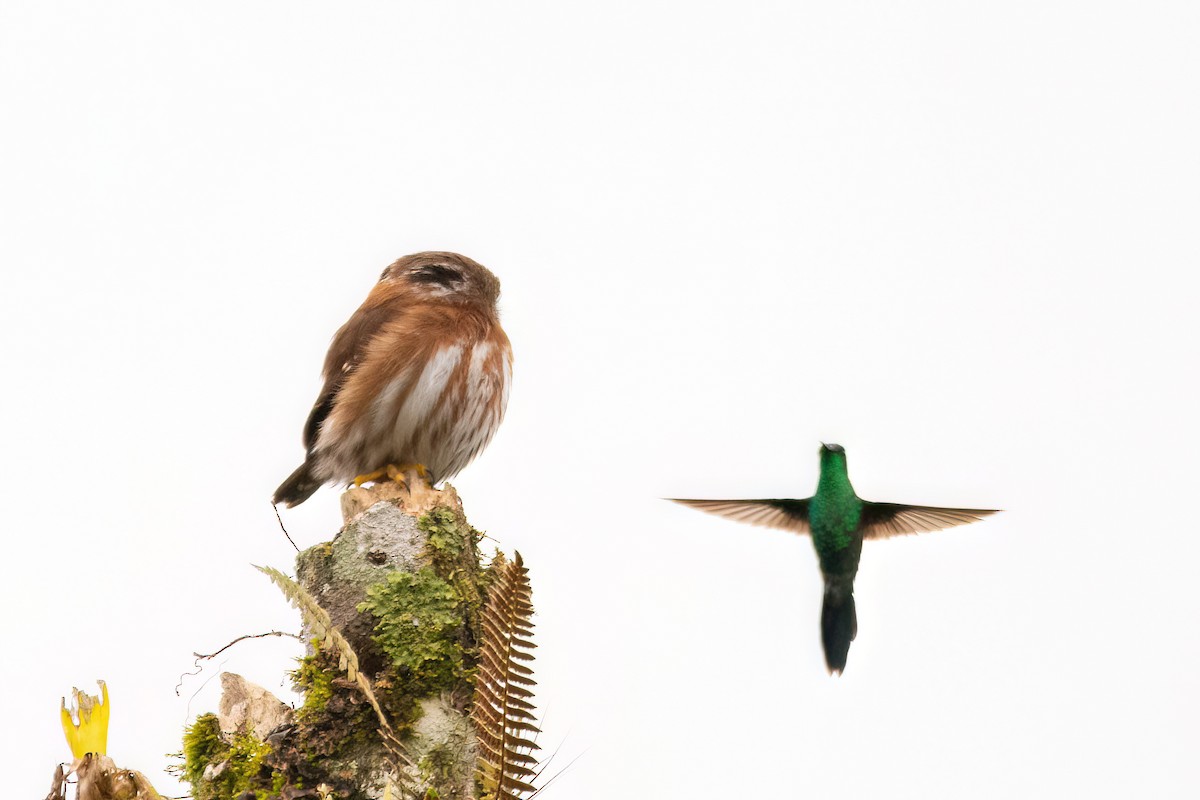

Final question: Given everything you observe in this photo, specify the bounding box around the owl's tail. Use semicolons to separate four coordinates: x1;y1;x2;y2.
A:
273;462;323;508
821;578;858;675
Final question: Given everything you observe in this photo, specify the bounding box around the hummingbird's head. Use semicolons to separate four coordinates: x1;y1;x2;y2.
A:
819;442;847;469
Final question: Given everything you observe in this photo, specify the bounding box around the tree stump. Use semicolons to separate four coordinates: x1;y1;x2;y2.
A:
185;478;494;800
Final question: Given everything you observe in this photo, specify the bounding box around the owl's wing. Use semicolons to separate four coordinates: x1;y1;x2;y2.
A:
668;498;812;535
303;301;398;452
859;502;999;540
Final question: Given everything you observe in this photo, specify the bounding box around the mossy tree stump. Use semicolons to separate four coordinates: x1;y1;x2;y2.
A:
183;479;498;800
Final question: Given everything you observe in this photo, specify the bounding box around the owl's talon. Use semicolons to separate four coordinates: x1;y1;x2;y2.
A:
387;463;431;486
353;463;431;490
353;468;389;487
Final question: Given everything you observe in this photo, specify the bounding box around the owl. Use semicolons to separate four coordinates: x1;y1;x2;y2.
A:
273;252;513;507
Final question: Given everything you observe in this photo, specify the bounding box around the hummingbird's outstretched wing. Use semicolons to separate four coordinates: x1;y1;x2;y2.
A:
860;503;999;539
668;498;812;535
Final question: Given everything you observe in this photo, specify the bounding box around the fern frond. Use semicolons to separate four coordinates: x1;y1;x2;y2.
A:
472;552;540;799
255;565;411;769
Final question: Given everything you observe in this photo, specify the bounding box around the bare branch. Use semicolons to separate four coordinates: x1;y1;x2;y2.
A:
175;631;302;696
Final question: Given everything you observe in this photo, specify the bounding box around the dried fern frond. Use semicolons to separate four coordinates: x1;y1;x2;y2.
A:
255;565;410;769
472;552;540;799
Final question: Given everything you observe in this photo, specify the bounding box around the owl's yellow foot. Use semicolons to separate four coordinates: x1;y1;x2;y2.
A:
353;467;389;487
353;463;431;488
386;463;431;486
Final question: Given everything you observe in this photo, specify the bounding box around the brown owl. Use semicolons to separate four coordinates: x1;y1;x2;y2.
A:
273;252;513;507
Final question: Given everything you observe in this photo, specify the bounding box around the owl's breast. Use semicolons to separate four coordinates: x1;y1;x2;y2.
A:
317;329;512;483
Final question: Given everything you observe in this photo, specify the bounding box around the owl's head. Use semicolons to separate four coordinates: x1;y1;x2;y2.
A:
381;251;501;307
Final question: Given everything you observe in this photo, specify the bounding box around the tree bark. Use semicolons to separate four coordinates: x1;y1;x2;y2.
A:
291;480;482;799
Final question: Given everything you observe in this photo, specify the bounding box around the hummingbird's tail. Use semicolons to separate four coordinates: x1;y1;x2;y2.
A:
821;579;857;675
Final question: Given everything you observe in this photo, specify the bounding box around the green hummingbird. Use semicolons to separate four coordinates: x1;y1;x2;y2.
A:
671;443;998;674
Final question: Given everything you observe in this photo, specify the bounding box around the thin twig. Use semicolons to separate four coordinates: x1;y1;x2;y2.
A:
195;630;304;661
174;631;303;696
273;503;300;552
182;658;227;721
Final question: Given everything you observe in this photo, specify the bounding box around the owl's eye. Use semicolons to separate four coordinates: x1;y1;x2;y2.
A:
410;264;463;289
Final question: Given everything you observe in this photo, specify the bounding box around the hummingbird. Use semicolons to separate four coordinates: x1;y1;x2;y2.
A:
670;444;998;674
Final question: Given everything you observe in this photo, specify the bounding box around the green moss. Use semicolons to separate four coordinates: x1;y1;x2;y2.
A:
182;713;225;789
419;506;468;564
479;548;506;596
180;713;273;800
291;647;334;724
290;645;380;758
286;640;426;794
359;568;465;693
227;732;272;791
417;506;491;674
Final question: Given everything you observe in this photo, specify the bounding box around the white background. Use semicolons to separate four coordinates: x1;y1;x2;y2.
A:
2;2;1197;797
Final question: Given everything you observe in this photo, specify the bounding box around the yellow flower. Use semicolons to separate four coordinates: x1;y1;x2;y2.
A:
61;680;110;759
